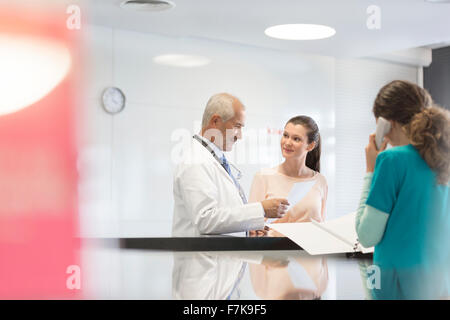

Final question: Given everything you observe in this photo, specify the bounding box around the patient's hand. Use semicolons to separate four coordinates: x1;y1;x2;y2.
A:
282;203;311;222
267;228;285;237
271;209;292;223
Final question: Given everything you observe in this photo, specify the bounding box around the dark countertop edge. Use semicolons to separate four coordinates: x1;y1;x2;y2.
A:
119;236;301;251
78;237;374;259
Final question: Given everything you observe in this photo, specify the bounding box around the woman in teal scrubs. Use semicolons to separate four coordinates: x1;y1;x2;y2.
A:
355;80;450;299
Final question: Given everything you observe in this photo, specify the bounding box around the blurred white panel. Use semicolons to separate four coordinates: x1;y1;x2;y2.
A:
335;59;418;217
77;98;114;237
335;259;367;300
113;29;214;108
82;245;172;299
119;250;173;299
118;221;173;237
113;28;335;116
81;245;122;299
83;25;114;100
111;103;199;222
77;27;114;236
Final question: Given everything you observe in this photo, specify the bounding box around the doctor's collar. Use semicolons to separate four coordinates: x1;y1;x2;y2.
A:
195;134;225;160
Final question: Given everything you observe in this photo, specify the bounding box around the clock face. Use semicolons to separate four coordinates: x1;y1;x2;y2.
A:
102;87;125;114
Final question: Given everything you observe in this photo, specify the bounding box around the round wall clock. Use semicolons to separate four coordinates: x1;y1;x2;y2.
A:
102;87;126;114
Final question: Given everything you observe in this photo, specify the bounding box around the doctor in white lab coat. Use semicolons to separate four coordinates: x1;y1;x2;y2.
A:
172;93;289;236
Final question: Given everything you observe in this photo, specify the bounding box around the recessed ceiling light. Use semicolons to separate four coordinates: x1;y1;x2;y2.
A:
265;24;336;40
120;0;176;12
153;54;210;67
424;0;450;3
0;34;71;116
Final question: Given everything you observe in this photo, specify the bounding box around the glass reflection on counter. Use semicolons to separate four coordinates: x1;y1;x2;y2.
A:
172;252;247;300
250;255;328;300
172;251;329;300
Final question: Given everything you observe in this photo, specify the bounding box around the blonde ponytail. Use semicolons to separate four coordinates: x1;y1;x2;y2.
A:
406;106;450;185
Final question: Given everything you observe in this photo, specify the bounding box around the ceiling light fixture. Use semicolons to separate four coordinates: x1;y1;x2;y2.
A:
265;24;336;40
120;0;176;12
0;34;71;116
153;54;210;67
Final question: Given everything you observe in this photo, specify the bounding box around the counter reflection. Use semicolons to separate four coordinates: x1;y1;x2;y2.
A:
172;252;329;300
172;252;246;300
250;256;328;300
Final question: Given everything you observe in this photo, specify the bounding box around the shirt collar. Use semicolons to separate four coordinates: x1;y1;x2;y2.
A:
196;134;225;161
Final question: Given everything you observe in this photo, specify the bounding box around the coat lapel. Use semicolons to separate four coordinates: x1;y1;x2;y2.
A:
193;137;236;186
211;159;236;185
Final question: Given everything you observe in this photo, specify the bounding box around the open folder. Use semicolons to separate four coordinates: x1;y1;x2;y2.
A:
268;212;374;255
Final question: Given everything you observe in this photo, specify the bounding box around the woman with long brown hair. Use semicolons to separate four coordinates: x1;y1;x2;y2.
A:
356;80;450;299
249;116;328;225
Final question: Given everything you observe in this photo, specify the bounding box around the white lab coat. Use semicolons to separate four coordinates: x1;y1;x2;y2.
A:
172;137;265;236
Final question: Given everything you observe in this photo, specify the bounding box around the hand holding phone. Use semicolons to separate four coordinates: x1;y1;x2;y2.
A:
375;117;391;150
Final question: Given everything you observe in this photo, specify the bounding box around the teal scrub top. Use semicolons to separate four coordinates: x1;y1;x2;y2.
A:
366;144;450;299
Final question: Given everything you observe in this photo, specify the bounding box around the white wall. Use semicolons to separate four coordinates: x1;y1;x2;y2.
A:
78;24;419;237
334;59;418;217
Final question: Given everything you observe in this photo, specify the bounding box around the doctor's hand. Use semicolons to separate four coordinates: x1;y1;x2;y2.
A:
261;198;289;218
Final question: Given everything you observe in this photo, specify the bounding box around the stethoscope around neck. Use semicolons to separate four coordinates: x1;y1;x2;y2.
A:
193;135;243;180
229;162;242;180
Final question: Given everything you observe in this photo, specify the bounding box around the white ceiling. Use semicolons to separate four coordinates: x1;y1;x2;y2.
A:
86;0;450;58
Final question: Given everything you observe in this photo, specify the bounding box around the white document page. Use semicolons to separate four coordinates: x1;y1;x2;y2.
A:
269;222;354;255
269;212;374;255
265;180;316;225
316;212;374;254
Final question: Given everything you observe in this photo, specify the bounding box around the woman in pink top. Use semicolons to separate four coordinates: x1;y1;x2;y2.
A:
249;116;328;230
